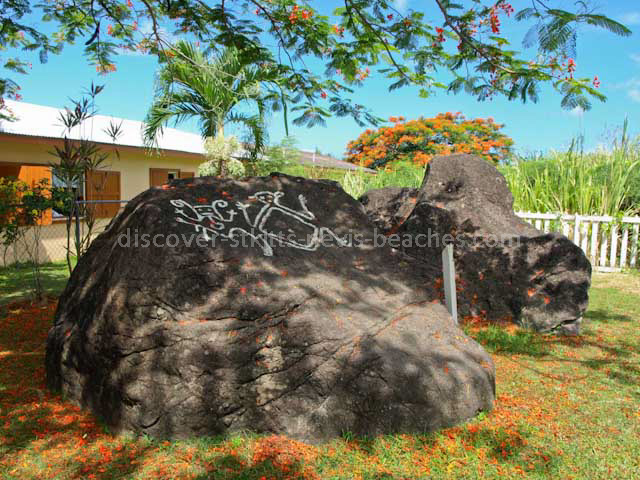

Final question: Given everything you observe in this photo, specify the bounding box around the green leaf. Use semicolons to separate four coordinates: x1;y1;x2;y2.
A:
580;14;632;36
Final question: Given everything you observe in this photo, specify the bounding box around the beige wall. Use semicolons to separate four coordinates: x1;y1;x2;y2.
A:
0;134;205;266
0;133;204;201
1;219;112;267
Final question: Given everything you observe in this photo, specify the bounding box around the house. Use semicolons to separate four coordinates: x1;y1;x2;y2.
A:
1;100;207;214
0;101;374;265
297;149;376;173
0;102;373;213
0;100;207;265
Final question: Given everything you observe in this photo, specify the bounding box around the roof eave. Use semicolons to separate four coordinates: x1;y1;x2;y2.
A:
0;131;206;158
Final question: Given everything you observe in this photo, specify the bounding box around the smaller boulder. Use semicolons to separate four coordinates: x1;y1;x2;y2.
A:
360;154;592;334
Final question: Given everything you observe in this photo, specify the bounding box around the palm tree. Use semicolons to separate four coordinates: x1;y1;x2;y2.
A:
144;41;277;176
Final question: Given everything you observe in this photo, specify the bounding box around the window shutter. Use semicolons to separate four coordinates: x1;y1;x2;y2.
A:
149;169;168;187
179;171;195;179
0;164;21;227
18;165;53;225
0;164;21;178
86;171;121;218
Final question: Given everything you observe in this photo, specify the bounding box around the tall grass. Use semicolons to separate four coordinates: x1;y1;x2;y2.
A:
338;161;425;198
277;125;640;216
502;124;640;216
337;125;640;215
278;164;347;183
276;161;425;199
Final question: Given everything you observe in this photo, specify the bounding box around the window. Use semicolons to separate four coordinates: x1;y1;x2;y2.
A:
52;172;85;219
149;168;195;187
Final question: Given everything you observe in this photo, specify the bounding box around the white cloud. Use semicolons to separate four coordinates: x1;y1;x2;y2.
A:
621;78;640;103
140;20;179;45
118;46;146;57
567;106;584;117
612;77;640;103
118;21;180;56
394;0;409;13
631;53;640;64
620;12;640;25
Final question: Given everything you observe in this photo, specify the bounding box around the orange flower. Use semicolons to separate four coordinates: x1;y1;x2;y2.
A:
344;113;513;169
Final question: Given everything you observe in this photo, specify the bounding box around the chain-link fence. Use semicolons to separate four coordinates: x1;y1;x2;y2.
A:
1;200;128;267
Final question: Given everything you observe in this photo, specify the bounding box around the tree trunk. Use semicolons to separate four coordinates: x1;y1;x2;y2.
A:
217;123;227;177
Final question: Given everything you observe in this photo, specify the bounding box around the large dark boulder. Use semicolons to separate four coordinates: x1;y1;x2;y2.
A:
46;173;495;443
360;154;591;334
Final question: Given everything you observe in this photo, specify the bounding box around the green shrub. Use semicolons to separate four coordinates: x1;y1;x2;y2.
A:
198;135;246;178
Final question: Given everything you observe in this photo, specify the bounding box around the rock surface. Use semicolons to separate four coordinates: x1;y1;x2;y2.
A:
358;187;418;234
46;173;495;442
360;154;591;334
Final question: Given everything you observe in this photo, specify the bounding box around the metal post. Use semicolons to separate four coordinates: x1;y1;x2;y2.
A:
442;243;458;323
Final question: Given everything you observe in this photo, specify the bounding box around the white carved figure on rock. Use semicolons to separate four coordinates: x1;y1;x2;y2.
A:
170;190;349;256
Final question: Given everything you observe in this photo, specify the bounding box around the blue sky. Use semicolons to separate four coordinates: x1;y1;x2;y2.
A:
4;1;640;158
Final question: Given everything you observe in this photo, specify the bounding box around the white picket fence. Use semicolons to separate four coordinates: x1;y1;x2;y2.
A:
516;212;640;273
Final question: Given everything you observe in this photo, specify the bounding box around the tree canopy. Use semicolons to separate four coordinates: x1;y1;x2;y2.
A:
0;1;632;123
346;113;514;169
143;41;273;160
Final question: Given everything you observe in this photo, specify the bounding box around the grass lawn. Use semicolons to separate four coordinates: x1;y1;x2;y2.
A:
0;272;638;478
0;262;71;306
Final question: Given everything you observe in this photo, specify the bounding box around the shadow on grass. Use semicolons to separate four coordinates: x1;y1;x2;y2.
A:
465;308;640;392
468;426;560;476
584;309;633;323
194;456;308;480
191;433;319;479
2;388;318;480
469;426;528;460
0;402;150;478
380;424;560;477
581;357;640;389
0;262;70;306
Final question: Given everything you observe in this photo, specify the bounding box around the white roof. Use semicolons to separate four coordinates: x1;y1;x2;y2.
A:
0;100;206;155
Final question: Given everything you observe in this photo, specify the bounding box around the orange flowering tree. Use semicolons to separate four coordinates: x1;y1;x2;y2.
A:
345;113;514;169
